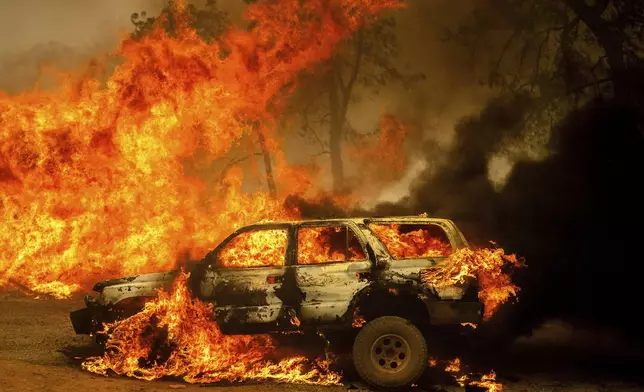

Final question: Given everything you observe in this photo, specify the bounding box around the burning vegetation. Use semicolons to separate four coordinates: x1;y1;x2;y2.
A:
0;0;401;298
82;272;340;384
0;0;526;390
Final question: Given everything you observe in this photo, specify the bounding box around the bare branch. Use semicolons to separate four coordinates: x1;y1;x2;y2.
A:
300;110;327;152
493;30;520;80
568;77;612;94
533;29;552;88
217;153;262;183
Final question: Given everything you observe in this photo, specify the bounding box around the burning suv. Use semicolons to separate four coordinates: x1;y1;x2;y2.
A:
70;217;482;388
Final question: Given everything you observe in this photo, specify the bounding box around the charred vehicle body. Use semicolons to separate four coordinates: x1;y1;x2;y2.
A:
71;217;482;388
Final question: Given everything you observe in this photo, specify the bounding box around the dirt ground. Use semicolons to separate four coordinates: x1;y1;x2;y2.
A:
1;291;642;392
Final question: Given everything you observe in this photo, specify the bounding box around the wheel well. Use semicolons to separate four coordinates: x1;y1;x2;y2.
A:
352;286;431;326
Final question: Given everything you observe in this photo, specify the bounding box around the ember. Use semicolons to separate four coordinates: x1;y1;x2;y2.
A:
352;307;366;328
82;272;340;384
443;358;503;391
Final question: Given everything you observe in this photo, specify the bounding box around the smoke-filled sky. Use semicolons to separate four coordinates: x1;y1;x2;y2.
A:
0;0;164;52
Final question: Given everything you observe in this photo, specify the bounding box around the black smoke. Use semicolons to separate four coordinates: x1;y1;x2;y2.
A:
286;77;644;347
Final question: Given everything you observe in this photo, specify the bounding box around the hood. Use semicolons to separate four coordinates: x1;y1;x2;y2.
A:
92;270;178;292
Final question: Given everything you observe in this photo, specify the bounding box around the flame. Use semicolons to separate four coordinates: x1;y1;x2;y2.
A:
0;0;401;298
443;358;503;391
468;370;504;392
368;223;452;259
421;245;525;320
82;272;340;384
444;357;461;373
297;226;366;264
30;281;80;299
367;224;523;320
352;307;366;328
219;228;289;268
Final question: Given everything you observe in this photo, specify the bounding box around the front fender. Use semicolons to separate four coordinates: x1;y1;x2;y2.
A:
100;271;176;305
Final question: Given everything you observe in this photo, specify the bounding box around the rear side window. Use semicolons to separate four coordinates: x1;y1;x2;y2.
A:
368;223;452;259
297;225;366;265
218;229;288;268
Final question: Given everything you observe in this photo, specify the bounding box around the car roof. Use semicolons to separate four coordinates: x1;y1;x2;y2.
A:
242;216;455;228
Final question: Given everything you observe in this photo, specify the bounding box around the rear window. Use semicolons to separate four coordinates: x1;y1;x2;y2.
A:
368;223;452;259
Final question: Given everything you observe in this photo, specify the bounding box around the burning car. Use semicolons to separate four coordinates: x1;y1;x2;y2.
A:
70;216;482;388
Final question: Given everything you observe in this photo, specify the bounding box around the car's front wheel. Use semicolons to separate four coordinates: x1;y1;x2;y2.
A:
352;316;427;389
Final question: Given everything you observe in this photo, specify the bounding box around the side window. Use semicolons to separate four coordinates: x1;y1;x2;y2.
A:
218;229;288;268
297;225;367;265
368;223;453;259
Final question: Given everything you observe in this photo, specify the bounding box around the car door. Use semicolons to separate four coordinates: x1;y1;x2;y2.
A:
294;221;372;325
197;224;292;327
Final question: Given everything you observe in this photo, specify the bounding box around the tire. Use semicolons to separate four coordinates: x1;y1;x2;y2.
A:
352;316;427;389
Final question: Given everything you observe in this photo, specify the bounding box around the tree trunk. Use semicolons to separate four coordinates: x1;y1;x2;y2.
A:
256;126;277;198
327;70;345;195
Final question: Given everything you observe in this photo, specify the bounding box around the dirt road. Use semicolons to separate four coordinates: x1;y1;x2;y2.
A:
1;291;642;392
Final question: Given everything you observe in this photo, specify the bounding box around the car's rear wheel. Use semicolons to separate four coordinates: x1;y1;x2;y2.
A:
352;316;427;389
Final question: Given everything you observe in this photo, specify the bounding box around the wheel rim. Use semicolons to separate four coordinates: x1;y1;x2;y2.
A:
370;333;411;374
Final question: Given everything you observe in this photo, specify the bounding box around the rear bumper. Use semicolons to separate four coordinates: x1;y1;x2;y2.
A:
426;300;483;325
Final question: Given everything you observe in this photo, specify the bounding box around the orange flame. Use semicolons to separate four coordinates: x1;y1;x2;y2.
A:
443;358;503;391
82;272;340;384
469;370;504;392
444;357;461;373
219;228;289;268
0;0;402;298
421;246;525;320
297;226;366;264
369;223;452;258
352;307;366;328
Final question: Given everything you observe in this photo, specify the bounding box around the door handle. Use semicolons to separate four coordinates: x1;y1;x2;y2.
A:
266;275;283;284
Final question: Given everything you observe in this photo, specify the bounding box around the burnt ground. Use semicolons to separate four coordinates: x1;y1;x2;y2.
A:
0;292;643;392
